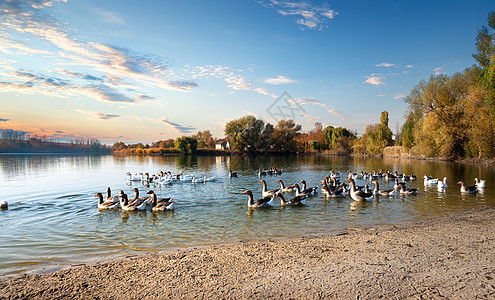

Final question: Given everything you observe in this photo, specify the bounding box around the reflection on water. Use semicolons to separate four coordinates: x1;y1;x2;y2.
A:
0;154;494;277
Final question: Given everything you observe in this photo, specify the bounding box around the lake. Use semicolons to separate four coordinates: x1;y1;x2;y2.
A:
0;154;493;277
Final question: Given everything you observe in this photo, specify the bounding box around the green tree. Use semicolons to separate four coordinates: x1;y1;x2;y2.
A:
224;115;274;152
174;136;198;154
193;130;215;149
323;126;354;151
271;119;302;152
473;11;495;118
112;141;126;151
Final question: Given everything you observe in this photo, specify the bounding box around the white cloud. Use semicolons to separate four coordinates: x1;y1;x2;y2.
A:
375;63;395;67
289;97;345;121
364;75;385;86
433;67;444;75
393;93;407;99
260;1;337;30
264;75;296;85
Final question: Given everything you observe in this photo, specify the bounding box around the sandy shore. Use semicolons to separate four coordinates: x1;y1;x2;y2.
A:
1;208;495;299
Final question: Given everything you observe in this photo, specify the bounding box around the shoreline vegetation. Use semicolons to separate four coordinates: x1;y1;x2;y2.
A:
1;207;494;299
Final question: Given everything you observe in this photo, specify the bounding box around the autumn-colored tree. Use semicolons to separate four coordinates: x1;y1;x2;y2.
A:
193;130;215;149
271;119;302;152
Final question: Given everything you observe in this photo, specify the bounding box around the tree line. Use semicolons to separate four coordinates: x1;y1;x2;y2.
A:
399;11;495;159
0;129;111;154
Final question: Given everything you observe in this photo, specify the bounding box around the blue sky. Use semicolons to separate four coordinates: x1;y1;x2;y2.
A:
0;0;493;144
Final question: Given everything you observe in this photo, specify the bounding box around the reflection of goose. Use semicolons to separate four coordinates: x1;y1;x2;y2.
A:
474;178;486;189
437;177;448;189
276;193;307;206
243;190;274;208
457;181;478;194
1;200;8;209
95;193;120;210
346;178;373;201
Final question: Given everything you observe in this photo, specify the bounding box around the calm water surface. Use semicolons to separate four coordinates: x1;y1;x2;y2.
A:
0;154;494;277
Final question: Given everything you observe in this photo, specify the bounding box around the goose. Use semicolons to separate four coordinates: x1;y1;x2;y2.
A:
105;187;121;203
276;193;307;206
423;175;438;186
95;192;120;210
457;181;478;194
398;183;418;195
1;200;8;209
259;180;280;197
126;172;141;181
146;190;175;211
277;179;294;193
120;193;147;211
437;177;448;189
291;183;315;197
300;180;318;195
243;190;274;208
129;188;151;206
372;181;395;196
258;169;267;177
474;178;486;189
393;178;401;190
192;175;205;183
321;180;345;198
228;169;238;178
204;175;216;182
346;178;373;201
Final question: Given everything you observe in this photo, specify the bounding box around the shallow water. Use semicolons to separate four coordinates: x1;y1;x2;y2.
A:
0;154;493;277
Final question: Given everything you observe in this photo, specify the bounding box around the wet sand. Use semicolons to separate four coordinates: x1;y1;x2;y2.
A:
1;207;495;299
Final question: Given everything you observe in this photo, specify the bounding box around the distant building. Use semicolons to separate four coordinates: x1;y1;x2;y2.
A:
215;139;230;150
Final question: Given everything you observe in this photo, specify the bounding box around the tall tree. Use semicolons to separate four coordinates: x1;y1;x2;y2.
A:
175;136;198;154
224;115;273;151
193;130;215;149
271;119;302;152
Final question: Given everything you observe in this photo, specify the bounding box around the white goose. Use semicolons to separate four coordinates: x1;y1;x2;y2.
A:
437;177;448;190
475;178;486;189
423;175;438;186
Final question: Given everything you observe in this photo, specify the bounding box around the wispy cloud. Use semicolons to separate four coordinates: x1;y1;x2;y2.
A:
375;63;395;67
393;93;407;99
289;97;345;121
75;109;120;120
145;117;196;134
159;118;196;134
433;67;444;75
260;0;337;30
0;118;10;122
93;8;124;25
364;75;385;86
0;0;198;107
189;65;270;96
265;75;296;85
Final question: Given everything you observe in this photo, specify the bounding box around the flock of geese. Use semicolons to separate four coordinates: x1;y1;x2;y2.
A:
92;168;488;212
243;170;488;208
